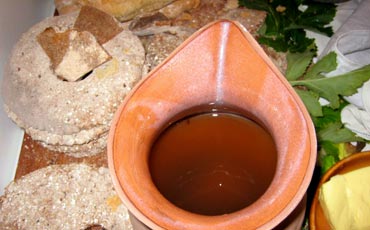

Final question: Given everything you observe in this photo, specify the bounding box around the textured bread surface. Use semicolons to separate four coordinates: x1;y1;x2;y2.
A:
133;0;281;73
55;0;176;21
2;12;145;157
73;5;123;44
0;163;132;230
37;27;71;69
15;134;108;180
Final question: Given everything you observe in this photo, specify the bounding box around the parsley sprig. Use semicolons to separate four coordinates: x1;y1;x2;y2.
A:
239;0;336;52
287;50;370;173
288;52;370;115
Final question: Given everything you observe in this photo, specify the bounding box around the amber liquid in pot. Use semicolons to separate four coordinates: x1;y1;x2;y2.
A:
149;111;277;216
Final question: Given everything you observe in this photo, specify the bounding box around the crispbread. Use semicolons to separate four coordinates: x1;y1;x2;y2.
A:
0;163;132;230
73;5;123;44
1;12;145;157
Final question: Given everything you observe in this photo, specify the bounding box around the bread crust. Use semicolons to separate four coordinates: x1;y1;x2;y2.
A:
55;0;176;21
1;13;145;157
0;164;132;229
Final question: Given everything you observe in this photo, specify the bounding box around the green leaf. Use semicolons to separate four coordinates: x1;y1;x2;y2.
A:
258;36;288;52
290;65;370;108
304;52;337;80
240;0;366;174
296;3;336;36
317;122;363;143
320;153;337;174
319;141;357;174
286;50;315;80
294;88;322;116
263;10;283;36
239;0;336;53
312;104;343;129
285;29;315;53
312;103;363;143
337;142;352;160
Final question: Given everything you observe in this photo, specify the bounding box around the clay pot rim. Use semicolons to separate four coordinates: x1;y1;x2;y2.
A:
310;151;370;228
108;19;317;230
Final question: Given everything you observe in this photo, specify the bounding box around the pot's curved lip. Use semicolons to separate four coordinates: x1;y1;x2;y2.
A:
310;151;370;229
108;19;317;230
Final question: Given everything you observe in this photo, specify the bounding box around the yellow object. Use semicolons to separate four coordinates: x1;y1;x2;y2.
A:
106;195;122;212
96;57;119;79
319;166;370;230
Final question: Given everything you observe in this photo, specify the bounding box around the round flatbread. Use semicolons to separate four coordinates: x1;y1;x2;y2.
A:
0;164;132;230
2;13;145;157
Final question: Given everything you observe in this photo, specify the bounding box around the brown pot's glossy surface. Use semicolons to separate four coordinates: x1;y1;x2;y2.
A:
310;151;370;229
108;20;317;230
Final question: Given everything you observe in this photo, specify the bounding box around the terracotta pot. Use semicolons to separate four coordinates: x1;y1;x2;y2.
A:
310;151;370;229
108;20;317;229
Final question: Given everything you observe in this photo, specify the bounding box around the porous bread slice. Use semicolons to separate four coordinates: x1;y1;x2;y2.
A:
37;27;71;70
1;13;145;157
41;130;109;157
37;6;122;82
73;5;123;44
54;30;111;82
38;27;111;82
0;163;132;229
